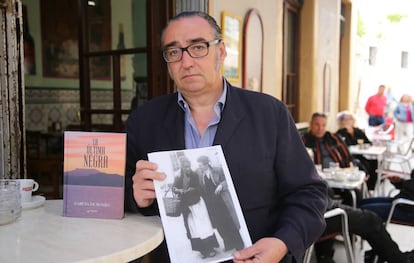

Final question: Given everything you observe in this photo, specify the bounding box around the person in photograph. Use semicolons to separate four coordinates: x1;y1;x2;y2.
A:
124;11;328;263
171;155;219;259
196;155;244;252
365;84;387;126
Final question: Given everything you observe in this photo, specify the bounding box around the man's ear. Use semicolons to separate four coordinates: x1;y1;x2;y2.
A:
219;41;227;63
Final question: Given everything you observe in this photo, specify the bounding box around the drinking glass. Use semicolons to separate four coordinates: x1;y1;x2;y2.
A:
0;179;21;225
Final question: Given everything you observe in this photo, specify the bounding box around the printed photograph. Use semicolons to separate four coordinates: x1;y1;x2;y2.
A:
149;145;252;263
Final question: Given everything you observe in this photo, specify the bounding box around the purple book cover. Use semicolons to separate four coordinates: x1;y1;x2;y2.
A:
63;131;126;219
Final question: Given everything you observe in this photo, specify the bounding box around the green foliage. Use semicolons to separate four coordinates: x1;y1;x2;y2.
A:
357;14;366;37
386;13;407;23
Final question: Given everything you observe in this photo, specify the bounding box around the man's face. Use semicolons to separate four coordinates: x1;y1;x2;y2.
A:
310;116;327;138
378;85;385;95
162;16;227;94
198;162;208;172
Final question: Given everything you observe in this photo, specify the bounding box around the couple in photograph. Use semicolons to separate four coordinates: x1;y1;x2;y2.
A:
171;154;244;259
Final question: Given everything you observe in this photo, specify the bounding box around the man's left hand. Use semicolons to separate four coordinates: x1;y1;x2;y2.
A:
232;237;288;263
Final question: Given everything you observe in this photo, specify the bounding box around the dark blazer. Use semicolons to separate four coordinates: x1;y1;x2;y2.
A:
124;80;328;261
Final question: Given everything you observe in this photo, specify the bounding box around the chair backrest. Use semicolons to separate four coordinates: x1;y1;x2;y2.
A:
386;198;414;226
302;208;354;263
396;138;414;156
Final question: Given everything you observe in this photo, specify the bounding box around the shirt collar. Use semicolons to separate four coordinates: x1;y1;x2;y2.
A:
177;78;227;112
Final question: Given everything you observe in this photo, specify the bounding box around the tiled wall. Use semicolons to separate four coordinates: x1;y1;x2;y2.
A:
25;88;134;132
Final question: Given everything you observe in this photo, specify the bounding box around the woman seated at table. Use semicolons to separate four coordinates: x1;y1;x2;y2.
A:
302;112;364;206
335;111;378;190
360;169;414;224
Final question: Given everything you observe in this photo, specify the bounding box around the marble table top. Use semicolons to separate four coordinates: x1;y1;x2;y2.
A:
0;199;164;263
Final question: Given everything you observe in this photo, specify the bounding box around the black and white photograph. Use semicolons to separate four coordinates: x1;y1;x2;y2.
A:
149;145;252;263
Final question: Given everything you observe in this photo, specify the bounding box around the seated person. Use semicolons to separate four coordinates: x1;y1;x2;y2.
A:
316;184;414;263
302;112;353;169
304;113;414;263
302;112;363;205
360;169;414;224
336;111;378;190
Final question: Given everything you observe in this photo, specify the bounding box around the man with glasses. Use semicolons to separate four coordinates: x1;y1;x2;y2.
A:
124;11;328;263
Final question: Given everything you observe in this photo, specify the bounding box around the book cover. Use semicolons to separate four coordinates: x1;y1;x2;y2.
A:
63;131;126;219
149;145;252;263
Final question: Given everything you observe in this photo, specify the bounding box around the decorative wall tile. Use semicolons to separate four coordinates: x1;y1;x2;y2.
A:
25;88;134;131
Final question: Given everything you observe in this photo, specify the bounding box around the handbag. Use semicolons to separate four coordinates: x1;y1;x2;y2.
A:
163;187;181;217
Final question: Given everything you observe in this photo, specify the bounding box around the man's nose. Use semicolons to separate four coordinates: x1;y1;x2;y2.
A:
180;50;194;65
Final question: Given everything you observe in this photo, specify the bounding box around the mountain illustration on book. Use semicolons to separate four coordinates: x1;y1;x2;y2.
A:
63;131;126;219
64;168;124;187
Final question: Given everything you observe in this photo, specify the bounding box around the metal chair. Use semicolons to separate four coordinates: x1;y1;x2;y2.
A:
302;208;354;263
382;138;414;174
374;138;414;196
372;198;414;263
385;197;414;226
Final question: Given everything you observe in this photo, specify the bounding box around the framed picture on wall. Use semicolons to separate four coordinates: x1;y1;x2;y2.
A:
221;12;242;84
242;9;264;92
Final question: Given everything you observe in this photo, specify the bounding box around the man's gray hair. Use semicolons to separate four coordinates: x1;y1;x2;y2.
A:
161;11;222;44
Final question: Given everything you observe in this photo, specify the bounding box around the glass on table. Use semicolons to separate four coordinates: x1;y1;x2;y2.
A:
0;179;21;225
347;166;361;181
329;162;340;170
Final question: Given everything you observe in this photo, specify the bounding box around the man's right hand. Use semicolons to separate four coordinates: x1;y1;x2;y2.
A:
132;160;165;208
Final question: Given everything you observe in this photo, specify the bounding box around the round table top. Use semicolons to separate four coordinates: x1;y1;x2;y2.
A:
0;199;164;263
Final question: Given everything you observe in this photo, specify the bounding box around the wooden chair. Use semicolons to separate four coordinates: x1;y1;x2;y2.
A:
302;208;354;263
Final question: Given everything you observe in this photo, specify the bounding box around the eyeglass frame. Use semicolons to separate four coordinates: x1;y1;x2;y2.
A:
162;39;222;63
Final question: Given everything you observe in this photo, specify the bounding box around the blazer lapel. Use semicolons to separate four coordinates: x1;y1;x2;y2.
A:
163;96;186;150
214;84;245;147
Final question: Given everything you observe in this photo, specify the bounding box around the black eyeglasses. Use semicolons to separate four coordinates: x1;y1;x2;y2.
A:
162;39;221;63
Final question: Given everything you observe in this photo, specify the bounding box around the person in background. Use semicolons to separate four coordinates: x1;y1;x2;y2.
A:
336;111;378;190
360;169;414;224
318;183;414;263
303;113;414;263
365;84;387;126
124;11;328;263
393;94;414;141
302;112;365;206
385;86;398;117
302;112;353;170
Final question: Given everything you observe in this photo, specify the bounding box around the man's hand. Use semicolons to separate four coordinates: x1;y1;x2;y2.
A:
214;184;223;195
233;237;288;263
132;160;165;208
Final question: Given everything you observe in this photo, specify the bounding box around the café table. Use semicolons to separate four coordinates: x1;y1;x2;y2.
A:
318;167;366;208
0;199;164;263
348;145;387;158
349;145;388;196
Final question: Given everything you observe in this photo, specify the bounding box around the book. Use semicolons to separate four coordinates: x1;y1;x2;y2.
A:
149;145;252;263
63;131;126;219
